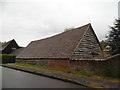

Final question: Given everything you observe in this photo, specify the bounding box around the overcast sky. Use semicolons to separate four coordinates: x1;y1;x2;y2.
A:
0;0;119;46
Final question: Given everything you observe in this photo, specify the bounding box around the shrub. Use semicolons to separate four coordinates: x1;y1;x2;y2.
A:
0;54;16;64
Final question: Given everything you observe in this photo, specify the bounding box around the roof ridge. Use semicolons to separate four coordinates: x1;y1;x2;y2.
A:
33;23;91;42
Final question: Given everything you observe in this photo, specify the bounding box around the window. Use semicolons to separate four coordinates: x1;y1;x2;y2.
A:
12;48;16;50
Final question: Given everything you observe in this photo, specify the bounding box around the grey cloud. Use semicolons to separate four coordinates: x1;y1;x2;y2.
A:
0;0;118;46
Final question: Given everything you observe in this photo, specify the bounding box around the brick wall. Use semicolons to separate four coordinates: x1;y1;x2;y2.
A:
49;60;70;69
70;54;120;74
16;55;120;74
16;59;70;69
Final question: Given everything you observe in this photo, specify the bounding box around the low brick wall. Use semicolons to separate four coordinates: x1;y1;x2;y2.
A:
16;54;120;75
70;54;120;74
16;59;70;69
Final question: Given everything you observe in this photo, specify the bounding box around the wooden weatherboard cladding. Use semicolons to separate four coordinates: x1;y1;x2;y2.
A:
0;39;20;54
71;26;102;60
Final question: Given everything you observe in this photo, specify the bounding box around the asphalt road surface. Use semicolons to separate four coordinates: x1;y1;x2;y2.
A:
2;66;86;88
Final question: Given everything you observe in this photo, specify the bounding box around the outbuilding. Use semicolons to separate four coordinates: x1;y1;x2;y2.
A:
16;24;103;69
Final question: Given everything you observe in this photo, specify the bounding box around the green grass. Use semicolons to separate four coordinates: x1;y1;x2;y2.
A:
8;63;93;77
7;63;120;80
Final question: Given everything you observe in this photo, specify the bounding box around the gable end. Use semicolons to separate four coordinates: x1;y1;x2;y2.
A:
71;26;103;60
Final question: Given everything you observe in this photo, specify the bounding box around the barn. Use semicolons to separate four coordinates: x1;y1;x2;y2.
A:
0;39;19;54
16;24;103;69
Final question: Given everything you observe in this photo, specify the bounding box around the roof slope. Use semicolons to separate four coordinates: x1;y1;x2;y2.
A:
17;24;90;59
11;47;24;55
0;39;14;51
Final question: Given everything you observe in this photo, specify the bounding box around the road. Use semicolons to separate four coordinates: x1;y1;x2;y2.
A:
2;66;86;88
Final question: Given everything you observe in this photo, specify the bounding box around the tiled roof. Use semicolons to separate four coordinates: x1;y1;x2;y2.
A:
17;24;91;59
11;47;24;55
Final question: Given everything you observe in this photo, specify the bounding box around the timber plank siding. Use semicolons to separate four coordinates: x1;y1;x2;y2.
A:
71;27;102;60
1;39;20;54
0;39;24;55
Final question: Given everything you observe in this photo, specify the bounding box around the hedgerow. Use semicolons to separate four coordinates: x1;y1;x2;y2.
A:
0;54;16;64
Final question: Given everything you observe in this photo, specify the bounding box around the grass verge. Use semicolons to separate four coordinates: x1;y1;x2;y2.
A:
7;63;93;77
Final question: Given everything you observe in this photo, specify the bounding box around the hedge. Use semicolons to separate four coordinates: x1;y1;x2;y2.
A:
0;54;16;64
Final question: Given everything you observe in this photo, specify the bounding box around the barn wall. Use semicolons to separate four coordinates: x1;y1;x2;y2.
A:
70;54;120;74
16;59;70;69
71;28;102;59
